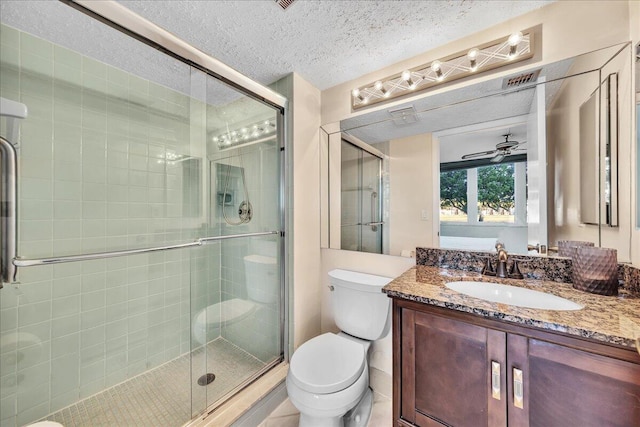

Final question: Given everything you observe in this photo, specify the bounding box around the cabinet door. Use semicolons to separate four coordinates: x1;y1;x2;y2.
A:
401;309;506;427
510;338;640;427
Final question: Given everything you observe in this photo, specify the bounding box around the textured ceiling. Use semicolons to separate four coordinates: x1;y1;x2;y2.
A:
0;0;552;101
119;0;553;90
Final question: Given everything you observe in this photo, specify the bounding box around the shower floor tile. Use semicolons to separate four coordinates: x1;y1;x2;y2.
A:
44;338;266;427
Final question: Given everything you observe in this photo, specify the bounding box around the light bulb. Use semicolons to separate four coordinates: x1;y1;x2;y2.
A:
431;60;444;81
508;31;523;58
374;80;388;97
468;48;479;71
401;70;416;89
352;88;366;103
508;31;523;46
213;136;219;142
241;128;248;134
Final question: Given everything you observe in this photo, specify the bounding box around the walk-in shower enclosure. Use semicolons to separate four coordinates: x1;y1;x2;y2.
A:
0;1;287;426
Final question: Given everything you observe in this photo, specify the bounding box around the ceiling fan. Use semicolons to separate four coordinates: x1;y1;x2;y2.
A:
461;134;526;163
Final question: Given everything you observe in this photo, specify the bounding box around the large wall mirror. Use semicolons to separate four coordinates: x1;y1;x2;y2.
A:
321;43;634;262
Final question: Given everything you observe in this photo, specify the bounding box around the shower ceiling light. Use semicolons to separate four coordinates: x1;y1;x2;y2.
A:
351;29;534;110
210;118;276;150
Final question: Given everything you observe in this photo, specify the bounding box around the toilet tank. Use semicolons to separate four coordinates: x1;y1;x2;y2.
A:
329;269;393;341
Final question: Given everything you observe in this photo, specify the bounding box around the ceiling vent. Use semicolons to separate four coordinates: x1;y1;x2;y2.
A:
502;69;541;89
388;106;419;125
274;0;297;10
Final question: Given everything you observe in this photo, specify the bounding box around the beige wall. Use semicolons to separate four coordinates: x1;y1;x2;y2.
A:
291;73;322;350
389;133;438;255
275;73;322;353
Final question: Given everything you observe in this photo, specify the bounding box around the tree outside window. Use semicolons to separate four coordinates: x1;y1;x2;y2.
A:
477;164;515;223
440;169;468;222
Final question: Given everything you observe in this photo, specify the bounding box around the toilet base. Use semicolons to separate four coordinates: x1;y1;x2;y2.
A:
297;387;373;427
344;387;373;427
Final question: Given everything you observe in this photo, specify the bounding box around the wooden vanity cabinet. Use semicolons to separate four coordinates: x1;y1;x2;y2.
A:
392;298;640;427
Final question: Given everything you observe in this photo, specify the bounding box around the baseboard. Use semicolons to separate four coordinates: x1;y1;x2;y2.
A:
369;367;392;399
231;382;288;427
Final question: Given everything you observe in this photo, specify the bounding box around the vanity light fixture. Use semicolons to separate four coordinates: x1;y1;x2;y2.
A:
210;118;276;150
351;29;534;110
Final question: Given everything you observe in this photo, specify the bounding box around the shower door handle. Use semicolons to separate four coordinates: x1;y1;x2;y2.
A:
370;191;379;232
0;136;18;287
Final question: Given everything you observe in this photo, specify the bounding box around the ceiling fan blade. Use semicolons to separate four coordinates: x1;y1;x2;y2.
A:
461;150;497;159
491;153;506;163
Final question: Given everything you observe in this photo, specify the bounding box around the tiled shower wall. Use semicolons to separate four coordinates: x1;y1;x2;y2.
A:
0;23;219;426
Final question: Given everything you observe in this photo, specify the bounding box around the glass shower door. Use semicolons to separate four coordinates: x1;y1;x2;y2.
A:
361;150;383;253
188;72;284;414
340;139;383;253
340;141;362;251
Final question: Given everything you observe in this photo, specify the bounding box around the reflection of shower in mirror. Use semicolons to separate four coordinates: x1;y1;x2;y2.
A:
214;156;253;225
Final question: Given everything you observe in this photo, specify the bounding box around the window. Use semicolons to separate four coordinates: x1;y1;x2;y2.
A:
440;162;524;225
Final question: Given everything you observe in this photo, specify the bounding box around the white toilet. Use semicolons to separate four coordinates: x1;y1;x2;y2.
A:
286;269;392;427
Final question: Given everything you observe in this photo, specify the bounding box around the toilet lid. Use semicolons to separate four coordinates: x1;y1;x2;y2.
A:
289;333;365;394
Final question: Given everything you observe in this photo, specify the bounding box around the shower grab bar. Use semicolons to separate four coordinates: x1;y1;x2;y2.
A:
0;136;18;287
12;231;279;268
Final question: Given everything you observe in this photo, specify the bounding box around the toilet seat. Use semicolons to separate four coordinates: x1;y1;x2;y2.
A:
289;333;365;394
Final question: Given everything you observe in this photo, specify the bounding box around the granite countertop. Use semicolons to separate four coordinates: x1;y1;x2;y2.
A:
383;265;640;350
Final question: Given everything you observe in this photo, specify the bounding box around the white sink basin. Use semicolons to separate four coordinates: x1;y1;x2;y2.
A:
445;281;583;311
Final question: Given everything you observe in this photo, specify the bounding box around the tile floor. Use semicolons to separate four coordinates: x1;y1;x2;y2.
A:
258;392;392;427
44;338;265;427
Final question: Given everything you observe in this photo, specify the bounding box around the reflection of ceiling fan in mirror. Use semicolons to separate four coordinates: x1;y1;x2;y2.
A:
461;134;526;163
